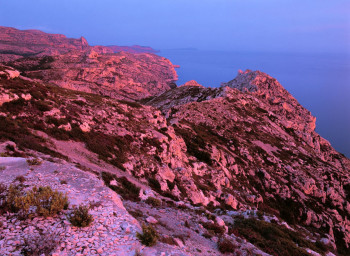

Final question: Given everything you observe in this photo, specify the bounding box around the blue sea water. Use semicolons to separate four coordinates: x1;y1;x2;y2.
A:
160;49;350;157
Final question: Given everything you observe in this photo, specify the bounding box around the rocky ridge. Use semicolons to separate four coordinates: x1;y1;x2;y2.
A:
0;26;349;256
0;26;90;62
0;26;178;100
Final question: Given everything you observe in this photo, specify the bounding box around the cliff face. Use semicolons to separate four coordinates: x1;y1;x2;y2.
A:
0;26;89;61
0;26;349;256
8;50;178;100
0;26;178;100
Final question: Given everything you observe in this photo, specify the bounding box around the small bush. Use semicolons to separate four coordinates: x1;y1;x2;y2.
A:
13;186;68;218
14;175;26;183
145;197;162;207
218;237;238;253
201;221;225;235
26;158;42;166
69;205;93;227
6;184;23;212
137;224;158;246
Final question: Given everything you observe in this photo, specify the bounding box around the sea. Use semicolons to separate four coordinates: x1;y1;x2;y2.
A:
159;49;350;158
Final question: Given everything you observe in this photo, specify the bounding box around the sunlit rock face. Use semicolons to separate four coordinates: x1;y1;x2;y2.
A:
8;50;178;101
0;26;90;61
0;26;178;101
0;26;350;255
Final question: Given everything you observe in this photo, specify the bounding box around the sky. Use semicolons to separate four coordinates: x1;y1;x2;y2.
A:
0;0;349;53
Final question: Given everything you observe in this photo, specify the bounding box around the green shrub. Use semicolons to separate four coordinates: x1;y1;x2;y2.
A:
145;197;162;207
26;158;42;166
137;224;158;246
13;186;68;218
6;184;23;212
69;205;94;227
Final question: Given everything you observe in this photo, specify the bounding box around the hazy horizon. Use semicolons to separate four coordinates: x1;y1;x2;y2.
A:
0;0;349;54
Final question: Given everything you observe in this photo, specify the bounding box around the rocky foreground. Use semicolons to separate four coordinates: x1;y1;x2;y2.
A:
0;26;349;256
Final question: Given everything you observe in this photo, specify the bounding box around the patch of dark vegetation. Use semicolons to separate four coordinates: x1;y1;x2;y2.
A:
218;237;238;254
0;116;67;159
1;98;27;113
72;100;85;106
231;218;326;256
118;99;143;109
201;221;225;235
68;204;94;227
128;209;144;219
145;197;162;207
334;227;350;255
31;99;53;112
137;224;158;246
147;177;162;193
46;116;69;126
101;172;140;202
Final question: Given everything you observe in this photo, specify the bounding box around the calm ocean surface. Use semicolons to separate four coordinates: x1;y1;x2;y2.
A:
160;49;350;157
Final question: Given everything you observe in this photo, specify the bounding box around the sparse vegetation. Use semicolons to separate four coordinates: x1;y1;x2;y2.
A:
26;158;42;166
201;221;225;235
21;231;60;256
7;185;68;218
14;175;26;183
145;197;162;207
101;172;140;201
218;237;238;254
69;204;94;227
137;224;159;246
231;218;326;256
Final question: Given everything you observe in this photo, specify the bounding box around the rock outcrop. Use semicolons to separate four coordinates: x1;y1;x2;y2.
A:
0;26;178;101
8;50;177;100
0;26;349;256
0;26;90;61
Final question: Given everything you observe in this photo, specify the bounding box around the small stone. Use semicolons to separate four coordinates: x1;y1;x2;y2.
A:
146;216;158;224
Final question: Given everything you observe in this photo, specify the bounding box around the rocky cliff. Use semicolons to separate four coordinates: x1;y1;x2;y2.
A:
0;26;90;61
0;26;349;256
0;26;178;100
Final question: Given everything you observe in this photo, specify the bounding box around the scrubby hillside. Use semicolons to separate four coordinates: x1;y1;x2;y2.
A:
0;64;349;255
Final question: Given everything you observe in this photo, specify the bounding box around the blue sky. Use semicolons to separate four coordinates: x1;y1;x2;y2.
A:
0;0;349;53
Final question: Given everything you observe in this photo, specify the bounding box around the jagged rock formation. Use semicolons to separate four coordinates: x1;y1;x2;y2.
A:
0;26;89;61
0;26;178;100
0;27;349;256
0;66;349;255
8;50;177;100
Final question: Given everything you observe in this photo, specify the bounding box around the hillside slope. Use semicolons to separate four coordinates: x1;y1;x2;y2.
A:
0;65;349;255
